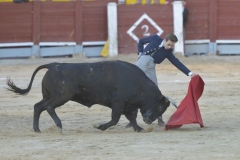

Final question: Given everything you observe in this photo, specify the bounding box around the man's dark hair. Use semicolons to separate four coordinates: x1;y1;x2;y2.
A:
165;34;178;42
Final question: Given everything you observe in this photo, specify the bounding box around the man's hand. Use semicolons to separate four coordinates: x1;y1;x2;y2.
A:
191;73;198;77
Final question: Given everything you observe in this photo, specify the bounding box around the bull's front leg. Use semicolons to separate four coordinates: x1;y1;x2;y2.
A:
95;102;123;131
124;110;144;132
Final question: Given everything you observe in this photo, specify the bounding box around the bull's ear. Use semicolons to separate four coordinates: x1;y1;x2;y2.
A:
164;97;169;103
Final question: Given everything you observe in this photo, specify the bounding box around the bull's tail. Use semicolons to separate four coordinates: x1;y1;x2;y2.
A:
6;63;52;95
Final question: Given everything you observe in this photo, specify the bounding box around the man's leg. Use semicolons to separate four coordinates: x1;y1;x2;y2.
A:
136;55;158;85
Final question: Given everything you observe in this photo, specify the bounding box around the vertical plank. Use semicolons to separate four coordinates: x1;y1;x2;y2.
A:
75;0;82;44
40;2;75;42
209;0;217;42
82;1;116;41
0;3;32;43
32;1;41;44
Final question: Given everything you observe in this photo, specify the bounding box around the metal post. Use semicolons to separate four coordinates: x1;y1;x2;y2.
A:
108;3;118;56
172;1;184;55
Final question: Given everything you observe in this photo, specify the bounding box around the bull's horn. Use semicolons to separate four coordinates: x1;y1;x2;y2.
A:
165;96;178;108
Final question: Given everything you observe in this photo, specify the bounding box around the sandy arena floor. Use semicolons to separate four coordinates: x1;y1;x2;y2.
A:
0;53;240;160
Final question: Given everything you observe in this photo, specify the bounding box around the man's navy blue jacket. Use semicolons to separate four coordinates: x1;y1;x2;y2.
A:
138;34;191;76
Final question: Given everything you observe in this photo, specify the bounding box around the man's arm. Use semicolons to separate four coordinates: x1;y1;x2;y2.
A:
138;35;158;54
167;52;192;76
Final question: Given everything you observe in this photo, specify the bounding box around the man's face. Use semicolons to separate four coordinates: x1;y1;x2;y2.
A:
163;39;176;50
182;1;186;6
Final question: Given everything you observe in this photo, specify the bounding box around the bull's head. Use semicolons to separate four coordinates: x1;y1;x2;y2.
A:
141;96;177;124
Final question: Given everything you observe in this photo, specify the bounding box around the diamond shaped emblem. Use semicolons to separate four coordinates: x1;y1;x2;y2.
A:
127;13;164;42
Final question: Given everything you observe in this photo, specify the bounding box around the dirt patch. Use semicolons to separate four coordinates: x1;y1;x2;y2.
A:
0;54;240;160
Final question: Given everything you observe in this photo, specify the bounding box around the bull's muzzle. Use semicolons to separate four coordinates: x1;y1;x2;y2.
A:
143;117;152;124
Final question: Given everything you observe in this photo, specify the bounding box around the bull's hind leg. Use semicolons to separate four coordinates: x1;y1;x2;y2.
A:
35;94;72;133
33;98;48;132
44;98;69;133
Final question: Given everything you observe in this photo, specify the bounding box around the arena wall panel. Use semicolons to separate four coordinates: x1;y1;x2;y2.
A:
0;3;32;43
0;0;240;57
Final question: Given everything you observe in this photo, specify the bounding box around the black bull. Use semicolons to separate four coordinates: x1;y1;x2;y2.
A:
7;60;174;133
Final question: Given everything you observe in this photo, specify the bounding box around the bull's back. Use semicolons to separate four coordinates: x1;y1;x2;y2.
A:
66;60;152;86
57;60;148;85
44;61;158;105
74;60;150;87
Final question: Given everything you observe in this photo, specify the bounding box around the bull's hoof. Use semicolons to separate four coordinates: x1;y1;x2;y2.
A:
57;126;62;134
133;126;144;132
125;122;132;128
136;128;145;133
93;123;107;131
33;128;41;133
93;124;100;128
137;127;153;133
44;125;62;134
158;119;165;126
